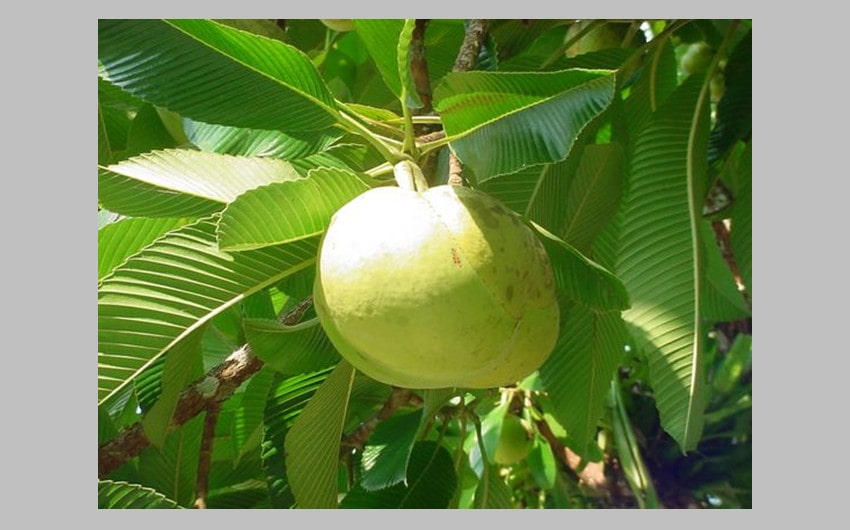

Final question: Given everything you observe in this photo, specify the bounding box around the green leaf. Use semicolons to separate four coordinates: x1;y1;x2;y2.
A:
137;415;203;507
433;69;617;179
339;441;457;508
360;410;424;491
532;223;630;312
217;168;370;250
98;19;339;132
700;221;751;321
99;149;304;218
98;217;318;404
729;142;752;299
539;306;625;457
285;360;355;508
561;143;626;252
473;463;514;508
616;75;711;452
708;30;751;164
98;480;181;509
354;19;422;109
184;119;343;160
232;368;276;460
126;104;179;157
624;39;678;144
98;217;189;282
243;318;340;375
141;326;205;448
478;401;512;465
291;143;371;176
263;368;334;508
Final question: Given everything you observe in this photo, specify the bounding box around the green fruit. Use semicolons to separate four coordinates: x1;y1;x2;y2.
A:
320;19;355;32
313;185;560;389
680;42;714;76
494;415;533;465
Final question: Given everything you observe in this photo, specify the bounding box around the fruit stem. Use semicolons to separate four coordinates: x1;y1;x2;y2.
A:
337;111;405;165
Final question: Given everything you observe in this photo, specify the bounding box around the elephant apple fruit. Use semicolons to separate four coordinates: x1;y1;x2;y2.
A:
313;183;559;389
493;414;533;465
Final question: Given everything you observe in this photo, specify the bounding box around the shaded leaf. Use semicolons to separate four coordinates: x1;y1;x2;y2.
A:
729;141;752;299
473;463;514;508
561;143;626;252
217;168;370;250
532;223;630;312
285;361;355;508
184;119;342;160
137;415;203;507
539;306;625;457
98;19;339;132
126;104;179;157
263;368;334;508
339;441;456;508
243;318;340;375
700;221;750;321
708;30;751;164
360;410;424;491
141;327;205;448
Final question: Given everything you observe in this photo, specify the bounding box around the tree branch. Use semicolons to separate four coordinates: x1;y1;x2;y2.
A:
533;417;607;493
447;19;490;186
411;19;433;115
98;298;314;479
339;387;422;454
193;402;221;509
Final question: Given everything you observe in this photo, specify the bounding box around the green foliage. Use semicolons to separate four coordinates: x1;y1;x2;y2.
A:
98;18;752;509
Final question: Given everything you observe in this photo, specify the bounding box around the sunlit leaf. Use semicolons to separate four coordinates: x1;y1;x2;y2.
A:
434;68;616;179
217;168;370;250
98;217;190;282
98;480;181;509
616;75;711;452
98;19;340;132
99;149;303;218
98;217;319;404
184;119;342;160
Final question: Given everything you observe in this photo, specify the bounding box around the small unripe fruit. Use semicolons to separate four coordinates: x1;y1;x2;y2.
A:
314;185;559;389
493;415;533;465
680;42;714;76
320;19;355;32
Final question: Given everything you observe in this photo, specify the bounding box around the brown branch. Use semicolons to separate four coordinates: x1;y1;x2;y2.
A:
447;19;491;187
453;19;490;73
193;402;221;509
534;417;607;493
411;19;433;115
340;387;421;454
98;298;313;479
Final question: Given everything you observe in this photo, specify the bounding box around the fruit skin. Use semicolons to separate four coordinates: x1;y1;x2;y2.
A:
320;19;355;32
493;415;533;465
680;42;714;76
313;185;559;389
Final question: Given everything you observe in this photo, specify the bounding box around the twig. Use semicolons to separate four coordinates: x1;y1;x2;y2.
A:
411;19;433;115
193;402;221;509
340;387;421;453
533;417;607;493
98;298;313;479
